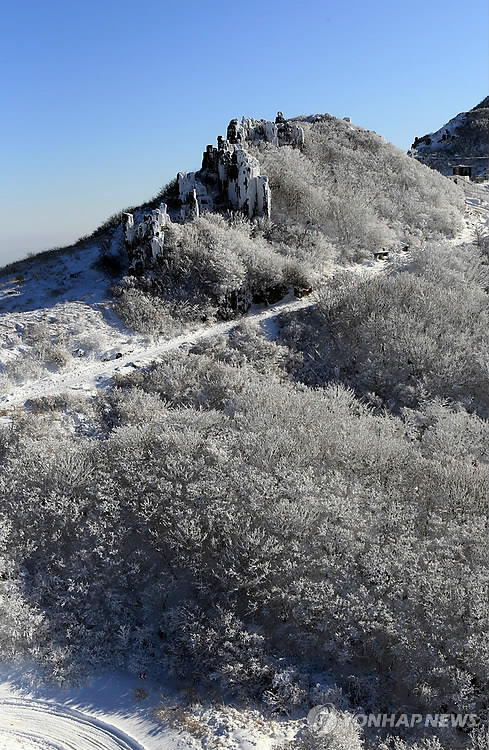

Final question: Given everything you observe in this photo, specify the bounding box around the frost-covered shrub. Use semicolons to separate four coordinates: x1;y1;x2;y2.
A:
45;343;72;368
281;243;489;412
151;213;294;301
0;371;12;393
408;241;489;288
2;355;44;384
467;726;489;750
114;211;302;330
0;545;49;664
109;116;465;320
263;668;308;714
165;215;249;296
1;319;73;386
112;210;331;326
161;606;272;698
111;349;251;412
276;711;364;750
375;739;445;750
2;356;486;718
252;116;464;256
112;287;203;336
1;231;487;737
73;329;111;356
190;319;293;376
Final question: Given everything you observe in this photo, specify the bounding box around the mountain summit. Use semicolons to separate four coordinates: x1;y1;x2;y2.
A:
409;97;489;178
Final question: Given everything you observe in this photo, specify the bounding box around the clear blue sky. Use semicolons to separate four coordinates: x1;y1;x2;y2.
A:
1;0;487;266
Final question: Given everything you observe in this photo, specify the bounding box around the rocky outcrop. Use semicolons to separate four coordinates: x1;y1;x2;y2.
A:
226;113;305;149
123;113;305;274
177;113;304;222
176;174;201;220
178;141;271;221
409;98;488;178
124;204;170;275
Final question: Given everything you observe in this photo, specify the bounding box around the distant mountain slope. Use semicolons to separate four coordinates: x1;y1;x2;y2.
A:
409;98;489;178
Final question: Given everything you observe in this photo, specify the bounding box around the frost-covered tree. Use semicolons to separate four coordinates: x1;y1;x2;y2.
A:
280;242;489;413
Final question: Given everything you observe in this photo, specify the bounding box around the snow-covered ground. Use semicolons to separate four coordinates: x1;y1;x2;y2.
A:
0;239;384;415
0;205;486;747
1;202;486;416
0;668;299;750
0;243;150;374
0;669;165;750
0;292;318;412
0;241;326;414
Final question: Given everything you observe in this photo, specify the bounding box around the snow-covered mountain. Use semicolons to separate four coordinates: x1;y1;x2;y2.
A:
409;96;489;178
1;110;488;750
0;111;468;411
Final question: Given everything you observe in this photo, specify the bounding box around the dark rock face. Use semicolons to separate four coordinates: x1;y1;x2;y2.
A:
409;98;488;178
293;286;313;298
217;287;254;319
124;205;169;275
215;282;290;319
252;284;289;306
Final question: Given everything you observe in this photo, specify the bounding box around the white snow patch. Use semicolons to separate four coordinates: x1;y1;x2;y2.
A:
1;209;483;417
0;668;300;750
0;294;318;411
0;671;170;750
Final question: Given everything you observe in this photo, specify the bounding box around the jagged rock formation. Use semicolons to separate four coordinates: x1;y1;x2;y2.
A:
124;204;171;275
226;113;305;148
177;113;304;222
124;113;304;274
409;97;488;179
178;140;271;222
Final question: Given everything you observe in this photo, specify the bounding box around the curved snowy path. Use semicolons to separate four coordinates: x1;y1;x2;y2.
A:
1;293;319;410
0;697;145;750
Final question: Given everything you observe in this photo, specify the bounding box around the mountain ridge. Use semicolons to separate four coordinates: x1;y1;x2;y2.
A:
409;97;489;178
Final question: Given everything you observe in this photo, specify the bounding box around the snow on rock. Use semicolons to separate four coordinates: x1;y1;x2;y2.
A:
177;173;202;220
227;113;305;149
179;131;272;222
114;113;305;275
225;146;271;220
197;112;304;218
124;204;172;275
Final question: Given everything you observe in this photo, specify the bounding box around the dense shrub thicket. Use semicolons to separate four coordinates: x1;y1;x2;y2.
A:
0;358;486;740
279;241;489;416
0;120;485;749
0;240;487;750
252;117;465;255
112;212;334;329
